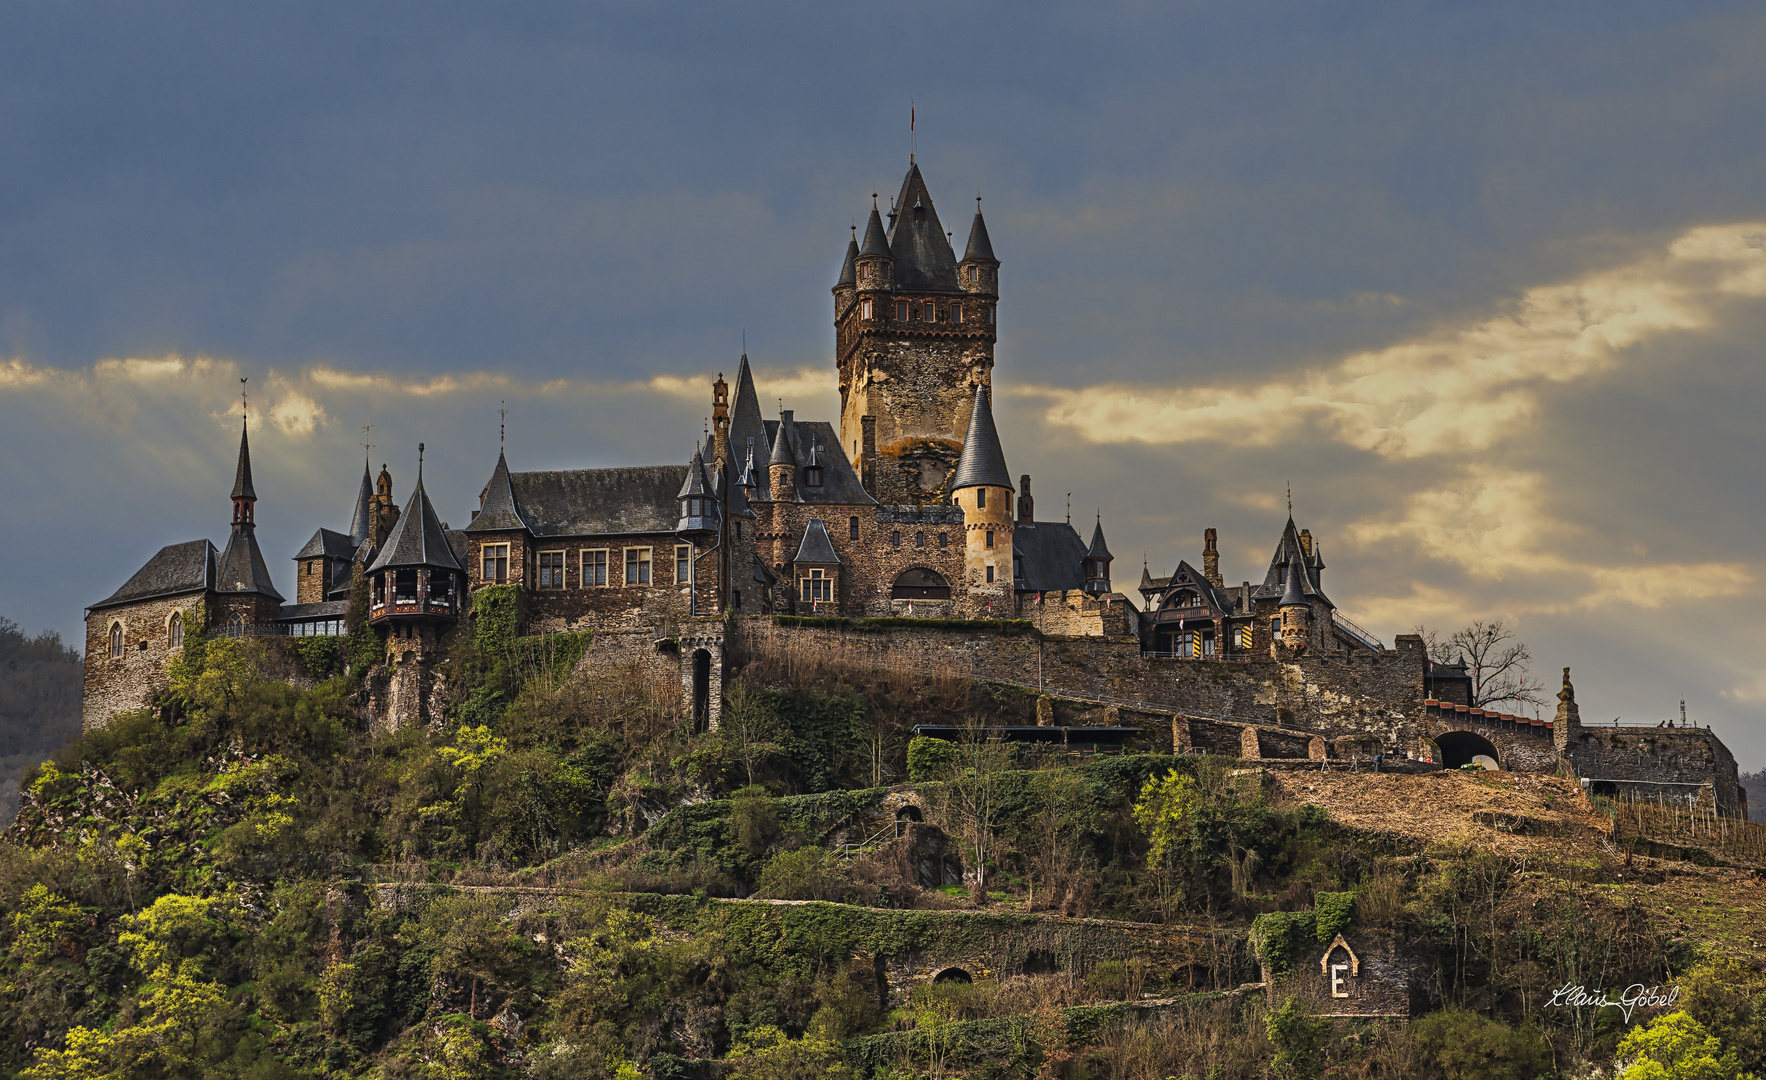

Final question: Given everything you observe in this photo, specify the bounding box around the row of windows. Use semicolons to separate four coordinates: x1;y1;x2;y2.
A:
887;529;951;549
857;298;994;325
109;613;185;659
482;543;695;588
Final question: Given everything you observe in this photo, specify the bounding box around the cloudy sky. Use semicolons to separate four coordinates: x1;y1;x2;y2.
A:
3;2;1764;769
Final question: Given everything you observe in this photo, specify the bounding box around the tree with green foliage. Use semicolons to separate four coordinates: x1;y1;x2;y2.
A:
1406;1008;1554;1080
1616;1011;1754;1080
727;1025;852;1080
1265;997;1329;1080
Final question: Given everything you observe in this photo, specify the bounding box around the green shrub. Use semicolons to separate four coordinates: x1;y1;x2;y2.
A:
755;847;855;902
1313;890;1355;942
1265;996;1329;1080
1408;1008;1552;1080
907;736;958;781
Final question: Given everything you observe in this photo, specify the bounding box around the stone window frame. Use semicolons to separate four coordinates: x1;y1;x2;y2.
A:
939;532;949;548
891;530;901;548
923;300;936;322
481;543;511;584
915;531;925;547
861;298;873;320
895;300;909;321
624;546;653;586
674;544;693;585
108;621;124;660
849;516;860;541
953;302;962;323
167;610;184;649
985;529;995;549
582;548;609;587
800;567;832;603
985;563;995;584
536;549;567;590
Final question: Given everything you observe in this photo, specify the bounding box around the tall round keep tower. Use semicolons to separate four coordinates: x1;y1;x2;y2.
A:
949;388;1014;610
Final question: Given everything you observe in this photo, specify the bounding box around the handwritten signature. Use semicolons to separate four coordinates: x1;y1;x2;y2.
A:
1546;982;1679;1024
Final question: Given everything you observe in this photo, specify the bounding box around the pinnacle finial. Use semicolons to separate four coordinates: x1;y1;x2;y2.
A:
240;377;249;424
499;401;506;449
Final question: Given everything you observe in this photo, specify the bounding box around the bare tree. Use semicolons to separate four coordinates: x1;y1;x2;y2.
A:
1416;620;1547;710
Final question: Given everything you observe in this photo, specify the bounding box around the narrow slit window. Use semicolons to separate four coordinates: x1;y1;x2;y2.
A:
849;516;860;541
675;545;693;584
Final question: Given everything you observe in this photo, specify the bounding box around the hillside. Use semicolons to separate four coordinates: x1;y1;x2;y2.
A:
0;617;83;826
1;622;1763;1079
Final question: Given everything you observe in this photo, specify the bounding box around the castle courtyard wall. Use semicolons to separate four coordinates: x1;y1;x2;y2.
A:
82;594;209;730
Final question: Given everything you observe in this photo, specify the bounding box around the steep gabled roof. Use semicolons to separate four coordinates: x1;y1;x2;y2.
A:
1151;561;1235;614
368;467;463;573
887;162;962;292
506;466;692;537
676;448;711;498
760;419;875;506
951;388;1011;492
793;518;840;564
466;450;530;533
1251;517;1332;606
88;539;216;612
295;528;356;561
728;355;771;501
1012;521;1087;592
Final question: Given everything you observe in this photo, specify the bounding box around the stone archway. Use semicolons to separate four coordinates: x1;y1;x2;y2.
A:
933;967;973;984
891;567;952;600
1437;730;1500;769
691;649;712;731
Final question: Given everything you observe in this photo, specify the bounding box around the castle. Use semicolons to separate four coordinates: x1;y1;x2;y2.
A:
79;156;1747;818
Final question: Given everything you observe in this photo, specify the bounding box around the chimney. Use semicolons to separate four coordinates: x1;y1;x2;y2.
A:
1241;581;1251;614
1299;529;1313;558
1203;527;1222;587
1018;475;1034;524
860;415;877;497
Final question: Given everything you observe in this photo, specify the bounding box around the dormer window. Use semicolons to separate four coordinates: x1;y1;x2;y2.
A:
804;466;823;488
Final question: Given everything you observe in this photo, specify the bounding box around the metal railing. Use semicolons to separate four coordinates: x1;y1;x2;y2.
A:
833;821;904;858
1331;611;1383;651
215;621;345;640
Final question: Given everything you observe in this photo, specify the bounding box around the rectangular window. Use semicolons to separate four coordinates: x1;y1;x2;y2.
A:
985;529;994;549
582;549;608;587
861;298;873;319
891;530;901;547
976;488;986;509
537;551;565;589
924;301;935;321
985;564;995;583
953;303;962;322
1272;617;1282;638
987;305;995;324
800;568;831;603
849;516;860;541
896;300;908;320
1203;632;1215;657
625;547;652;585
675;544;693;584
482;543;510;584
938;532;948;548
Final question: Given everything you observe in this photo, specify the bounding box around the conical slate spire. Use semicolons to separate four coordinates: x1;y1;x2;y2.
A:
888;162;961;292
677;446;711;498
727;354;770;500
1087;514;1113;562
963;205;996;263
1280;553;1308;607
859;204;891;257
466;450;527;532
231;419;257;501
951;387;1011;492
370;448;462;572
769;411;798;466
348;459;375;546
836;232;859;288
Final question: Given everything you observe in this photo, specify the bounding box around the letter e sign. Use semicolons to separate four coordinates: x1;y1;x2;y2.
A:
1331;964;1349;998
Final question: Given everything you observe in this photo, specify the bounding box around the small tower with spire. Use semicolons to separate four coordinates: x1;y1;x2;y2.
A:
1278;552;1311;653
950;387;1014;606
769;409;799;503
214;411;285;629
1083;514;1114;595
366;445;464;639
959;194;998;298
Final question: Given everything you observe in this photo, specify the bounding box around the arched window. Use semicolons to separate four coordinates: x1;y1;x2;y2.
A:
169;612;183;649
109;623;124;659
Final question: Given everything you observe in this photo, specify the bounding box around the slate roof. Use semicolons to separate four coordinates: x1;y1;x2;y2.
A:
728;356;772;501
676;449;711;498
1279;553;1308;607
1087;516;1114;562
1012;521;1088;592
836;234;858;288
369;470;463;573
295;528;356;561
761;418;874;506
505;465;692;537
88;539;216;612
1146;560;1237;615
951;388;1011;492
466;451;530;533
888;163;963;292
793;518;840;564
217;525;285;601
1251;517;1332;606
769;412;799;466
231;420;257;501
348;462;375;546
277;600;349;621
860;204;891;257
963;208;996;263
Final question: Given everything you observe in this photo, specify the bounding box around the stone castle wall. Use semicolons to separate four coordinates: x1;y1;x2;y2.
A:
1564;726;1745;817
82;593;209;730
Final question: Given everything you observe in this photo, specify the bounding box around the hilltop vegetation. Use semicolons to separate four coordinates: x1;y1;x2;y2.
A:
1;609;1764;1079
0;617;82;827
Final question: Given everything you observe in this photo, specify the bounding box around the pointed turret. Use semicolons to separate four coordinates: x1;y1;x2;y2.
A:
888;162;961;292
836;231;859;289
860;203;891;257
951;388;1011;493
676;446;717;534
348;459;375;547
1277;552;1310;652
1279;554;1307;608
466;450;527;533
1083;514;1114;595
368;446;464;633
769;410;799;502
960;198;999;297
727;354;771;500
963;205;995;263
216;417;284;606
369;447;461;575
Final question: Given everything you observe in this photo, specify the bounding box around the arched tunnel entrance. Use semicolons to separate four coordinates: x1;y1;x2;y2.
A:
1437;730;1500;769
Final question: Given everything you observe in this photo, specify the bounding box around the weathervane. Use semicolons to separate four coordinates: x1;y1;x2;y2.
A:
499;401;507;449
361;424;374;459
240;377;248;420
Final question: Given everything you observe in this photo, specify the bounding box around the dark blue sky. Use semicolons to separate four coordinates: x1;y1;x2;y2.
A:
4;2;1765;765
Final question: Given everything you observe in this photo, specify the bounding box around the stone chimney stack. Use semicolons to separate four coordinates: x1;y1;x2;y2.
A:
1553;666;1581;751
1203;528;1222;587
1018;475;1034;524
1299;529;1313;558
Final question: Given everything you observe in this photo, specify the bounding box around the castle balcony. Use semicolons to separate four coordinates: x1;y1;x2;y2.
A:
369;567;461;626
